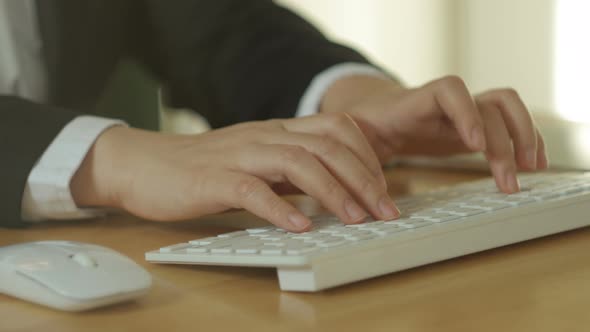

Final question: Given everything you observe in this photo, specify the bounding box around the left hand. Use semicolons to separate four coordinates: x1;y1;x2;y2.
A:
321;75;548;194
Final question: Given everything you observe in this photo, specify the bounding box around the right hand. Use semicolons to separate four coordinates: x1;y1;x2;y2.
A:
70;113;399;232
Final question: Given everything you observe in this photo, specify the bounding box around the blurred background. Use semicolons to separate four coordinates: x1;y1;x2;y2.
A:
157;0;590;168
278;0;588;123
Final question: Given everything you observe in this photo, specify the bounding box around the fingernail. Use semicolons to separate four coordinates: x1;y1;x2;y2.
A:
378;197;400;220
345;199;368;223
470;126;486;151
288;213;311;230
525;150;537;170
505;172;520;193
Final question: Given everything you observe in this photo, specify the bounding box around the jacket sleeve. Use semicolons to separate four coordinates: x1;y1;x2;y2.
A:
130;0;374;128
0;96;78;227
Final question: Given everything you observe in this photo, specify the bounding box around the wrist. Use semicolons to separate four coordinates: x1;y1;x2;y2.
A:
70;126;131;209
320;75;405;114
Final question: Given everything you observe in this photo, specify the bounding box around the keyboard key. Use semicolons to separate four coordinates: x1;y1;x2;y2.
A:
187;247;208;253
246;227;273;234
286;247;319;255
425;213;460;223
211;248;233;254
443;208;485;217
373;228;405;236
463;202;512;211
159;243;191;253
218;231;249;238
260;248;283;255
317;240;347;248
236;248;259;254
263;242;285;247
189;237;218;245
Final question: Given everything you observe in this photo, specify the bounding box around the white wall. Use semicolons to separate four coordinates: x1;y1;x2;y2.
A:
457;0;555;112
278;0;459;86
554;1;590;123
278;0;557;114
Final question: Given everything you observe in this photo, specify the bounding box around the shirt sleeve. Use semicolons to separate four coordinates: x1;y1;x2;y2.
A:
19;64;385;222
21;116;127;222
295;62;389;118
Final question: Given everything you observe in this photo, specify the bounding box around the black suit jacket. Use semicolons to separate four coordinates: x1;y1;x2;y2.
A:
0;0;372;227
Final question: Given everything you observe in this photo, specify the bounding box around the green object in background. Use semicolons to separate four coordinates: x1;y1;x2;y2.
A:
94;60;160;131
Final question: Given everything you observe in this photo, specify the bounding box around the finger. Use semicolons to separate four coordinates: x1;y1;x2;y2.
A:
284;112;387;189
479;104;520;193
477;89;538;170
350;116;400;164
257;132;400;220
536;128;549;169
220;172;312;232
236;144;370;224
416;76;487;152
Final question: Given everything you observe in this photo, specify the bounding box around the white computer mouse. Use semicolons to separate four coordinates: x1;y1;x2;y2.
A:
0;241;152;311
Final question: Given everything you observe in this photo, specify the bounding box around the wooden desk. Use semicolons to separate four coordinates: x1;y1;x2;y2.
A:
2;167;590;332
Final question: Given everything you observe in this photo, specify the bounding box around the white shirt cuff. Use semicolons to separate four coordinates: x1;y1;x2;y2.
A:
21;116;127;222
295;62;389;118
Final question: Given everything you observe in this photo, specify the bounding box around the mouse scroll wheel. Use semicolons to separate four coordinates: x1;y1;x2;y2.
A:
70;253;98;268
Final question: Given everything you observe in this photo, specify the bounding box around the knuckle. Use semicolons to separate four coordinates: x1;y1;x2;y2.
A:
279;145;308;165
478;103;499;115
485;87;520;104
263;119;286;129
437;75;466;90
359;177;377;194
235;177;265;202
317;137;343;156
234;121;264;131
499;87;519;99
323;178;343;197
325;112;354;129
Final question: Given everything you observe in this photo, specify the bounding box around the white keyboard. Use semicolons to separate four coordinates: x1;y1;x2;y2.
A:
146;171;590;291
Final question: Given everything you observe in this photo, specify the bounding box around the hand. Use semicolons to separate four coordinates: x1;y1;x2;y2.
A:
321;75;548;193
70;114;400;232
